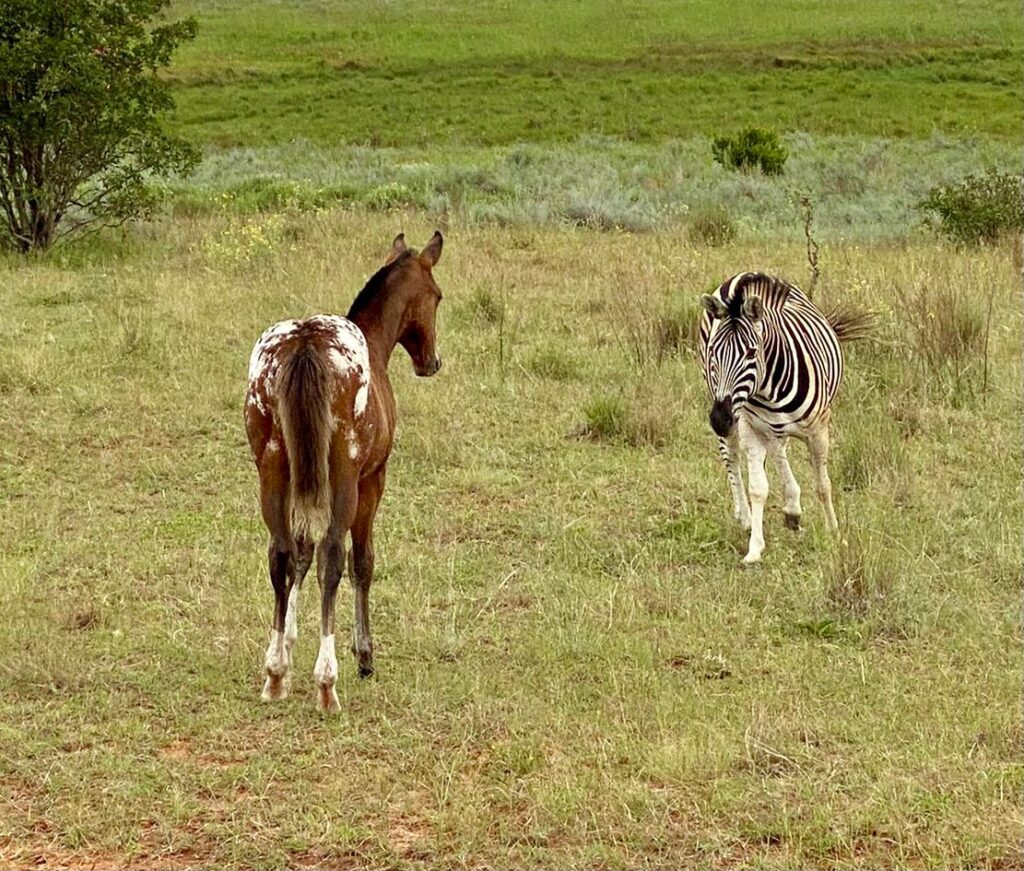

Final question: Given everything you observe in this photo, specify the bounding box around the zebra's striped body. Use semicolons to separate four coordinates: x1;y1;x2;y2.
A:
698;272;846;563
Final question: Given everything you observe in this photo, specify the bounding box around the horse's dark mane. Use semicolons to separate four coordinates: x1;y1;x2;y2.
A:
347;251;412;320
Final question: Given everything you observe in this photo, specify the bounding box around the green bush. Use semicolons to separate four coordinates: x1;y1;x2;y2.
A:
711;128;788;175
688;205;737;246
918;170;1023;245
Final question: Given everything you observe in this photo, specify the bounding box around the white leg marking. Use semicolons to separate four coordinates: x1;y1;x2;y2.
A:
261;629;289;701
740;420;769;564
284;584;300;663
313;633;340;713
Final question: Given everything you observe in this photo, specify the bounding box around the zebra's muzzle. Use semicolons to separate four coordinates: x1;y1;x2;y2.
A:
710;399;735;437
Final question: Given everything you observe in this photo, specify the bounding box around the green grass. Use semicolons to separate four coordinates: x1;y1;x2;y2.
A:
163;0;1024;146
0;212;1019;868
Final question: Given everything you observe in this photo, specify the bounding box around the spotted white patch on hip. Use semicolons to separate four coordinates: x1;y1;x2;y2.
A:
309;315;371;417
246;315;370;418
246;319;300;413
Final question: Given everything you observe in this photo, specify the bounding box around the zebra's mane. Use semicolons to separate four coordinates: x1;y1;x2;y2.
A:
718;273;795;319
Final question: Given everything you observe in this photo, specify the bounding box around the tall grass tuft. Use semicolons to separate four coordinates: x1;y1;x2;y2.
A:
688;205;736;247
575;393;672;447
911;281;985;400
823;529;897;620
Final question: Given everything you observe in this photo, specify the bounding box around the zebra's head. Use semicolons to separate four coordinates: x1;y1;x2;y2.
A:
700;291;765;438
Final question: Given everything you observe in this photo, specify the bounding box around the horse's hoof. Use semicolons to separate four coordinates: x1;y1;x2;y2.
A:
261;674;288;701
783;512;802;531
358;663;375;679
317;684;341;713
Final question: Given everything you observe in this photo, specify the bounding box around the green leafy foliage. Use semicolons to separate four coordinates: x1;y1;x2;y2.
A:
918;170;1024;245
0;0;199;251
712;128;788;175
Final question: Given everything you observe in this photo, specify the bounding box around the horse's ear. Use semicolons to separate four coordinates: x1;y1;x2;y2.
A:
742;295;764;322
385;233;407;265
419;230;443;268
701;294;729;320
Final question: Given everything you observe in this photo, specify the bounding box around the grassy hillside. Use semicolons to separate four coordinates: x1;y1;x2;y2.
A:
166;0;1023;146
0;213;1019;868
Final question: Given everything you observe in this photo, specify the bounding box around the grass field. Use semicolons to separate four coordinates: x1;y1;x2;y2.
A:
1;0;1022;868
165;0;1023;145
0;211;1020;868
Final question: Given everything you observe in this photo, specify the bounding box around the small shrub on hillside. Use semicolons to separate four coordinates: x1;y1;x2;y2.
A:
363;182;417;211
688;205;737;246
225;178;356;212
711;128;788;175
918;170;1023;245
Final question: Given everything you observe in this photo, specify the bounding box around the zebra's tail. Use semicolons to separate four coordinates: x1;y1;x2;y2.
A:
276;338;336;541
824;302;874;343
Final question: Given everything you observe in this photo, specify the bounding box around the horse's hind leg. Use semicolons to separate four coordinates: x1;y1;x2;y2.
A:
313;477;357;713
349;470;384;679
258;454;295;701
284;536;313;664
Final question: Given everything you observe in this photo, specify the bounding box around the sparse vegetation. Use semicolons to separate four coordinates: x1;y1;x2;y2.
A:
688;205;737;246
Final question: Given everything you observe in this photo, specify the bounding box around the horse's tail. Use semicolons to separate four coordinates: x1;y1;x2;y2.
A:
823;301;874;344
276;339;335;541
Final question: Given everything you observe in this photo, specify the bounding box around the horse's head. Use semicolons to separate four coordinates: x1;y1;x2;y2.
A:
387;232;444;377
700;290;764;438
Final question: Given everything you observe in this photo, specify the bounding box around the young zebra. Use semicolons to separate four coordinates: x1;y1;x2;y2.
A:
699;272;864;564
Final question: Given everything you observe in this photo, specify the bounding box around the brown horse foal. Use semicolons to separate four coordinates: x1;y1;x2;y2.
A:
245;232;444;711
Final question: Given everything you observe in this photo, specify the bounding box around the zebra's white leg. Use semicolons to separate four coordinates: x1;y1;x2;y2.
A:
808;424;839;531
739;419;769;563
767;436;802;530
719;432;751;529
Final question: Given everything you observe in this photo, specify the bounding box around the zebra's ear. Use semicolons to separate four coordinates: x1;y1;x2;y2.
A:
742;295;764;322
701;294;729;319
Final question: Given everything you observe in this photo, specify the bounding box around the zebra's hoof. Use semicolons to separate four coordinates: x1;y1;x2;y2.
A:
783;512;802;531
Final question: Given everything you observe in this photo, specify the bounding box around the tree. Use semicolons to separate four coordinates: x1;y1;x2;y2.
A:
0;0;198;252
